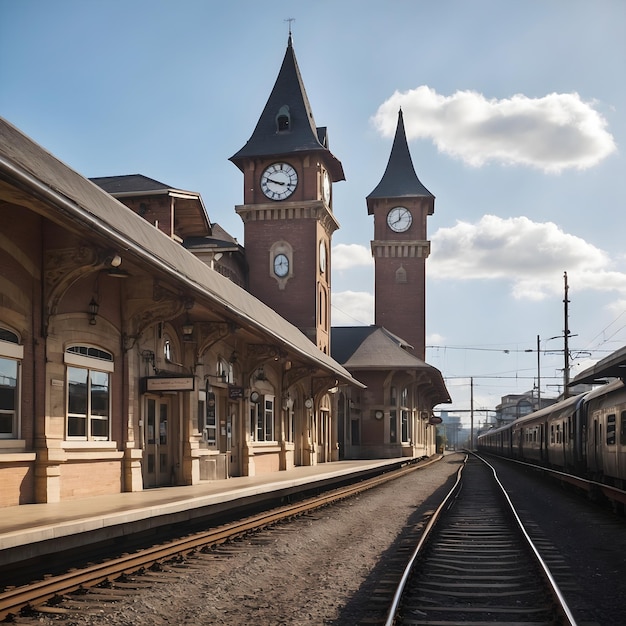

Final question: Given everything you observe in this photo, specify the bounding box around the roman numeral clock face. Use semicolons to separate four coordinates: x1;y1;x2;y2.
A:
260;163;298;201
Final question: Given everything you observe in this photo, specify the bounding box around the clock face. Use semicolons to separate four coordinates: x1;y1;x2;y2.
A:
322;170;331;205
273;253;290;277
319;241;326;273
387;206;412;232
261;162;298;201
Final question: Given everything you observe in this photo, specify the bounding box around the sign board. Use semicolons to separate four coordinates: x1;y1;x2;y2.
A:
429;416;443;425
229;386;244;400
142;376;195;393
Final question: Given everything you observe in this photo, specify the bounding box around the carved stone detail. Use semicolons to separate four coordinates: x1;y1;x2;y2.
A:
312;376;338;398
195;322;235;357
44;246;100;318
283;365;315;389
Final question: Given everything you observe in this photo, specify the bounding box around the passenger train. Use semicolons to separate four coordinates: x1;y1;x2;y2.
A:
477;377;626;490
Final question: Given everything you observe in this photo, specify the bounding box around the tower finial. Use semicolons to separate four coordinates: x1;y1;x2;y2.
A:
285;17;295;40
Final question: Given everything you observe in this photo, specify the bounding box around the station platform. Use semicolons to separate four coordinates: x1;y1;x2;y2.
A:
0;457;417;569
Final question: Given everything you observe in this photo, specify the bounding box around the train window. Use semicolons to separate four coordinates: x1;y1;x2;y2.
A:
607;414;616;446
621;411;626;446
550;425;555;445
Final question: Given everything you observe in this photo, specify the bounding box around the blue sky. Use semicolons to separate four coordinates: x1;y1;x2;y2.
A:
2;0;625;423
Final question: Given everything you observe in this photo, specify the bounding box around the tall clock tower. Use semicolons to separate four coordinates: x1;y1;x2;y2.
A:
366;109;435;361
230;35;344;354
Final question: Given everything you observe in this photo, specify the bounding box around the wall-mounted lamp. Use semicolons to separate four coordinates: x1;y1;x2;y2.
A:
255;366;267;381
282;393;294;411
142;349;158;374
107;254;122;268
182;297;194;341
182;314;194;341
88;297;99;325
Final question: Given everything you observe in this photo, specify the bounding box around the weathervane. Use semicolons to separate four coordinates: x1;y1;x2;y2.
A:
285;17;295;36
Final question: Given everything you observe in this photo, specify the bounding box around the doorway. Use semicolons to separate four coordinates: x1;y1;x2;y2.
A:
144;396;173;488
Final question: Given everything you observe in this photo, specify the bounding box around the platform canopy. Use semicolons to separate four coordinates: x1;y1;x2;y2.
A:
570;345;626;385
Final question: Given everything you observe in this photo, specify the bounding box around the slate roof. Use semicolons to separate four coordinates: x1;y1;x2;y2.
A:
331;325;450;403
91;174;174;194
366;109;434;213
229;36;345;182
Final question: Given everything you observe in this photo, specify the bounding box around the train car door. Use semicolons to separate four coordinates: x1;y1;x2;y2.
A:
592;415;602;475
144;396;173;488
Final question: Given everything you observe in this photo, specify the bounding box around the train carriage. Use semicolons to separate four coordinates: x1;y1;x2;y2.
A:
478;346;626;491
584;379;626;488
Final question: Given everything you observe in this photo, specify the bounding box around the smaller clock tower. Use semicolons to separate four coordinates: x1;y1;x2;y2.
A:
230;35;344;353
367;110;434;360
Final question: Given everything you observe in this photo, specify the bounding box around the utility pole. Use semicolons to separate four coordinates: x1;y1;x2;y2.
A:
470;377;474;450
536;334;541;407
563;272;570;399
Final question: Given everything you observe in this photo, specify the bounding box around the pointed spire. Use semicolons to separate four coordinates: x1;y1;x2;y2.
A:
230;36;344;181
366;109;433;211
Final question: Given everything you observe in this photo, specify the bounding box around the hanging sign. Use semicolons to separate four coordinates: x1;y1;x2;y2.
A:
229;385;244;400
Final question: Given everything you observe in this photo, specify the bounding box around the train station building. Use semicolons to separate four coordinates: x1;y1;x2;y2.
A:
0;35;448;507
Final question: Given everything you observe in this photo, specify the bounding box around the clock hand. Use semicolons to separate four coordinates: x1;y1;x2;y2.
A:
267;178;285;186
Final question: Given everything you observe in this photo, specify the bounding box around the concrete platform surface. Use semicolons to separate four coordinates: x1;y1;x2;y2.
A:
0;458;406;565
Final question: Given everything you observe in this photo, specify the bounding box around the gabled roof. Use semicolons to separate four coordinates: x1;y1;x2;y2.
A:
367;109;434;214
91;174;174;194
91;174;211;239
570;345;626;385
332;326;450;404
229;36;345;182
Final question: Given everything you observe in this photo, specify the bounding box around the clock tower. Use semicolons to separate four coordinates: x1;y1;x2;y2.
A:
367;109;434;361
230;35;344;354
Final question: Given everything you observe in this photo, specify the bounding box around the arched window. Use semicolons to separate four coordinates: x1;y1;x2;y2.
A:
276;105;291;132
0;328;22;439
65;345;113;441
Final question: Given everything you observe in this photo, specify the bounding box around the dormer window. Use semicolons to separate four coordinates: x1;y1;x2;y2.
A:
276;105;291;132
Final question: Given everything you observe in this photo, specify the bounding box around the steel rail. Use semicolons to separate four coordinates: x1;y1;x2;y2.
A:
483;453;626;506
384;452;578;626
0;457;438;621
383;456;466;626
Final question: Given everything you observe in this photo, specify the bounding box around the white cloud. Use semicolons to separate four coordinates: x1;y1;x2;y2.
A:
430;215;626;300
331;290;374;326
373;87;617;173
332;243;373;271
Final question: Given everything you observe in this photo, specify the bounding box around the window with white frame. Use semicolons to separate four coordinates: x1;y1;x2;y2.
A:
65;345;113;440
0;328;22;439
250;394;275;442
198;390;217;446
400;386;410;442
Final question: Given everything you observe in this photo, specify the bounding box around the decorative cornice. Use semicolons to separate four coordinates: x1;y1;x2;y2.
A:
235;200;340;235
370;239;431;259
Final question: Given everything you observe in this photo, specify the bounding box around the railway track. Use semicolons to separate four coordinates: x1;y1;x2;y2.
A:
384;453;577;626
0;457;436;622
